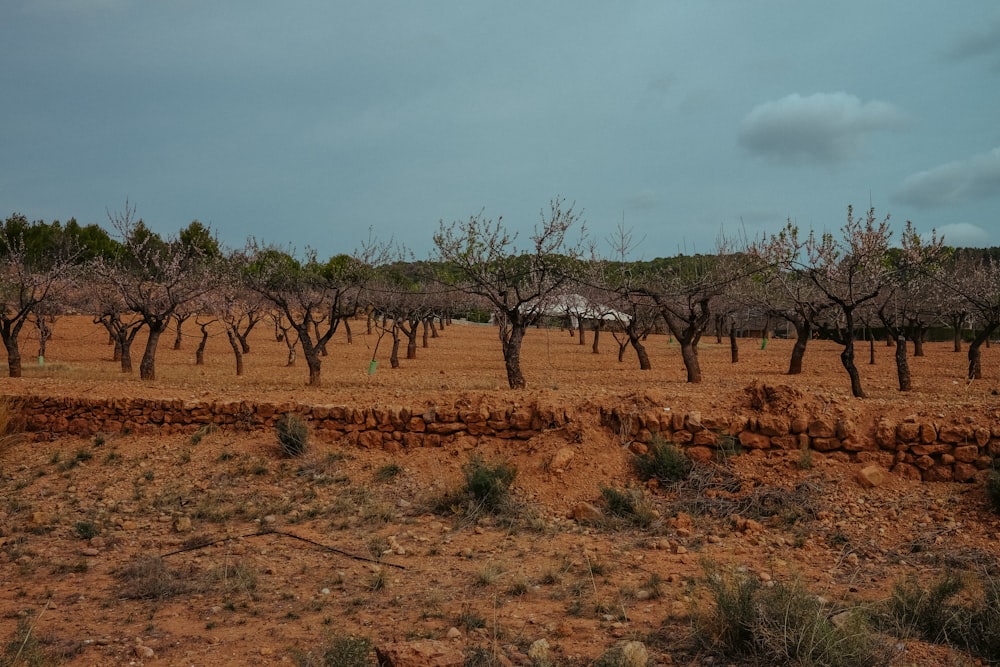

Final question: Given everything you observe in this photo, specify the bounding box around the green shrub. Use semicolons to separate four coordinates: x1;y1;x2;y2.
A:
74;520;99;540
461;456;517;514
886;572;1000;662
694;562;891;666
276;413;309;457
600;485;655;528
986;466;1000;514
633;435;693;486
290;633;373;667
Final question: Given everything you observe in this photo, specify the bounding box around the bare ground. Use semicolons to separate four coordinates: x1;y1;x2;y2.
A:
1;317;999;665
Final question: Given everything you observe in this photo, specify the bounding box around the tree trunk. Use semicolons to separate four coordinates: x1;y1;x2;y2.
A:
501;324;528;389
841;339;864;398
912;330;925;357
139;323;167;381
968;324;998;380
1;326;22;378
869;329;875;365
680;341;702;383
894;336;911;391
729;326;738;363
578;320;586;346
390;328;401;369
616;337;628;362
406;326;418;359
118;330;134;373
196;323;210;365
226;329;244;376
36;317;51;360
343;317;352;344
788;321;811;375
429;317;439;338
952;315;963;352
422;319;430;348
627;333;651;370
592;322;600;354
173;315;186;350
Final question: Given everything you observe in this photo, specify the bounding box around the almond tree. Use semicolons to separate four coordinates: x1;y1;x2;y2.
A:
93;202;213;381
800;206;895;398
242;245;372;386
874;222;945;391
748;222;832;375
433;198;586;389
0;214;79;377
937;249;1000;380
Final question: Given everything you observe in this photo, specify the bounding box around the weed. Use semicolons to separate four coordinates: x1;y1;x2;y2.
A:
190;422;217;445
986;465;1000;514
276;413;309;457
693;561;892;665
458;609;486;630
73;521;99;540
462;455;517;514
93;433;106;447
369;567;387;592
474;562;504;587
374;462;402;482
206;560;259;600
2;612;56;667
115;556;190;600
290;633;374;667
798;446;814;470
366;536;390;559
883;571;1000;661
600;485;656;528
632;435;693;486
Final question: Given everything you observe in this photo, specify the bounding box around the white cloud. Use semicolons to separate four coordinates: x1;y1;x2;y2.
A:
934;222;991;248
894;147;1000;208
738;92;907;164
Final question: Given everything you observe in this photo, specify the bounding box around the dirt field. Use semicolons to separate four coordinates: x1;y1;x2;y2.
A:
1;316;999;665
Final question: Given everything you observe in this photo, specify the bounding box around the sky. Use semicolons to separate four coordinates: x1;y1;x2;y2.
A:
2;1;999;261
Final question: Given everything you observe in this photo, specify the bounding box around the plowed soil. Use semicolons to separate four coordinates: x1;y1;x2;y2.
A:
1;316;999;666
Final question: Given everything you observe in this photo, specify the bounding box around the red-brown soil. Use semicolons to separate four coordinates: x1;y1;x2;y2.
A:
1;317;999;665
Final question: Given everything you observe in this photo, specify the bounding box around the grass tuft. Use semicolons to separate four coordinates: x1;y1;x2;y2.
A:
633;435;693;486
275;413;309;457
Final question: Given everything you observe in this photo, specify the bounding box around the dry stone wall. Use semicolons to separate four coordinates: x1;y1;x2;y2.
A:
601;406;997;483
6;393;995;483
6;394;571;453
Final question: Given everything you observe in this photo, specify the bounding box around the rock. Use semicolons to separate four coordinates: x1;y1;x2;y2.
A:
133;645;155;659
856;464;886;488
570;502;603;523
173;516;192;532
738;431;770;449
376;640;465;667
528;639;550;664
549;447;575;472
446;626;462;639
807;418;836;438
620;641;649;667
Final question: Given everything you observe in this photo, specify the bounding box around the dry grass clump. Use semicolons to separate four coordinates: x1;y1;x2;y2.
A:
691;561;893;666
115;555;192;600
0;396;26;454
884;571;1000;663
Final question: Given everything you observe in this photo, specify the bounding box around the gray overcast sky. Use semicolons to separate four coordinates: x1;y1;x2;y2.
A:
2;1;999;259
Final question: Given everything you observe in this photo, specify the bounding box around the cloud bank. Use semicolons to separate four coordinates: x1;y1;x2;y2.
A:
738;92;907;164
894;147;1000;208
